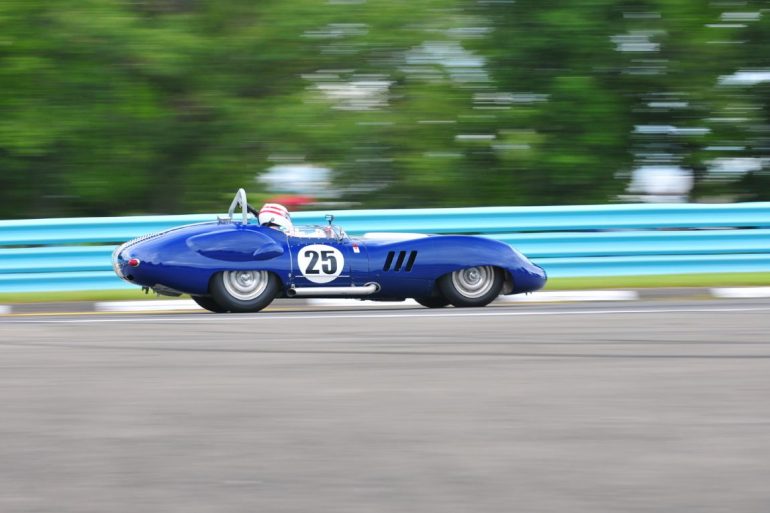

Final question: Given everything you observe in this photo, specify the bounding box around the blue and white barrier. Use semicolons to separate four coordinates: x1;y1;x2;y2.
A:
1;202;770;293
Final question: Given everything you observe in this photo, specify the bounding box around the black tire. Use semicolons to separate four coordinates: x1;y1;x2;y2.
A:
210;270;280;313
191;295;228;313
414;296;450;308
437;266;503;308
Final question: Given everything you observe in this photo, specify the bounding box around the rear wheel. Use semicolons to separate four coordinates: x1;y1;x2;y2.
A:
210;270;280;313
414;296;450;308
438;266;502;307
191;295;227;313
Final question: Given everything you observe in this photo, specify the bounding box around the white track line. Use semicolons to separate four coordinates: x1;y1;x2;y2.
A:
0;305;10;315
95;300;201;312
309;291;639;308
8;305;770;324
711;287;770;299
499;290;639;302
94;289;638;313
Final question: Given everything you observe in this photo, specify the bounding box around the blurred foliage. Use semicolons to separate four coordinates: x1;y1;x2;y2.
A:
0;0;769;218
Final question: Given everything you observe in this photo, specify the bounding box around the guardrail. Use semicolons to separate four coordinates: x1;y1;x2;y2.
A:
1;202;770;293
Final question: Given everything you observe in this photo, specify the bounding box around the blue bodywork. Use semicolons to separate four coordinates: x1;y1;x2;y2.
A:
112;219;546;299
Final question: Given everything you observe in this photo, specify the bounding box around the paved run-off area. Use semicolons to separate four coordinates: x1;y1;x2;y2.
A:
1;300;770;513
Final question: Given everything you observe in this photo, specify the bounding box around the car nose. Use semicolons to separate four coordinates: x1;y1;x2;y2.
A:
520;260;547;292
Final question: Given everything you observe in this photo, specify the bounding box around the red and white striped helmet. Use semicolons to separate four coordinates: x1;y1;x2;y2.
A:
258;203;292;233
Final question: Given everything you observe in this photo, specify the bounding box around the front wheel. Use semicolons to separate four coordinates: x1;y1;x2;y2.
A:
210;270;280;313
437;266;502;308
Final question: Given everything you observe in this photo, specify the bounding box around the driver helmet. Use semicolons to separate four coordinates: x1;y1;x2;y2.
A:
258;203;293;233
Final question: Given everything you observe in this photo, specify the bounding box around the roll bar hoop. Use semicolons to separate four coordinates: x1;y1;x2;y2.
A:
223;188;249;224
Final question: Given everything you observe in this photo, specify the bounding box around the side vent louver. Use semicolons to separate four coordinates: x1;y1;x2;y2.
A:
405;251;417;272
383;250;418;272
383;251;395;271
394;251;406;271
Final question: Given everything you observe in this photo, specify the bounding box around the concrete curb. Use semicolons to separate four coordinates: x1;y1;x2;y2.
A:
95;299;200;313
711;286;770;299
3;287;770;315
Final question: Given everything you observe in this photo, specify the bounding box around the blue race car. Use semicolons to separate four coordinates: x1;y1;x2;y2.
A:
112;189;546;312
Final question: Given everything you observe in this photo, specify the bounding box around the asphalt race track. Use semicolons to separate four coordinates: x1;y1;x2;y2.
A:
1;299;770;513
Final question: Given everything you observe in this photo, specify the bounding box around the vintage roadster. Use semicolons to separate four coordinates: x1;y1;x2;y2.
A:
112;189;546;312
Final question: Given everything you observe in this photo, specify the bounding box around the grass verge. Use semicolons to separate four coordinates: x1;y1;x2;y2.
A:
1;273;770;303
544;273;770;290
0;289;162;304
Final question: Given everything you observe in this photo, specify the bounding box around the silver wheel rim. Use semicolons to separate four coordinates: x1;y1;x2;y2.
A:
451;266;495;299
222;270;269;301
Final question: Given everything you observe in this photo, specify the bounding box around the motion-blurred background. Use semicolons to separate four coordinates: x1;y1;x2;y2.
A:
2;0;769;219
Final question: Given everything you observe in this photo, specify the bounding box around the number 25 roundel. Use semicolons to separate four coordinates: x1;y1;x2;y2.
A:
297;244;345;284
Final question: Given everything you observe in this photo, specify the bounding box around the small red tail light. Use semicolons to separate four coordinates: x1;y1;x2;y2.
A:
128;258;140;267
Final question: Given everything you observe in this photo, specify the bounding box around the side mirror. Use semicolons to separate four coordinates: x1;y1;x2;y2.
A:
325;214;335;226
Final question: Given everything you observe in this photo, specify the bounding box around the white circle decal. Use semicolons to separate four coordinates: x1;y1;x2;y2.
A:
297;244;344;284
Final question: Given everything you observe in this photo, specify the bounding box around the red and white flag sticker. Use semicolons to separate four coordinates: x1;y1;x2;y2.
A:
352;243;360;253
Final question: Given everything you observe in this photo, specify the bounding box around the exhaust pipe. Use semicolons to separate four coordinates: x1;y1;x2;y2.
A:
288;282;380;297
